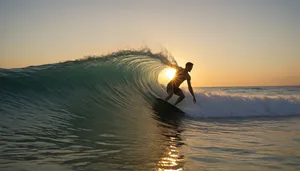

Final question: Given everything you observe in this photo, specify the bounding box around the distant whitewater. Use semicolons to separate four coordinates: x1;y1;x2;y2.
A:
1;49;300;171
179;86;300;118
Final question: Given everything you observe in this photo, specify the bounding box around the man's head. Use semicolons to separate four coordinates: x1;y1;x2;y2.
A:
185;62;194;72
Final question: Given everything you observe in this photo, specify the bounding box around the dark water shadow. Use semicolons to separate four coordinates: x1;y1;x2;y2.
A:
151;98;185;126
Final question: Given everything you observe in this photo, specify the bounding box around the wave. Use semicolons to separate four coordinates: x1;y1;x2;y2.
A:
178;89;300;118
0;49;299;119
1;49;175;110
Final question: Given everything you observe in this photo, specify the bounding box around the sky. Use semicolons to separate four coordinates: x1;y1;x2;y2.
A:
0;0;299;86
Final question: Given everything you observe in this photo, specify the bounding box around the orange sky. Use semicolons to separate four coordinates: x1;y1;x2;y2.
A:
1;1;299;86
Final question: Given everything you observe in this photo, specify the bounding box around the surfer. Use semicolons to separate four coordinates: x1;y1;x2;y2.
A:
165;62;196;105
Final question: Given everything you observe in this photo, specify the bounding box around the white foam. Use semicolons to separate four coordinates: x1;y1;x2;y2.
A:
175;89;300;118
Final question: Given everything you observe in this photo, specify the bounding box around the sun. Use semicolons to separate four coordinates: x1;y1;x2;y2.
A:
164;68;176;80
157;67;177;85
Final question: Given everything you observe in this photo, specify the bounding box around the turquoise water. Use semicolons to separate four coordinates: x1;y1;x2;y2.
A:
1;50;300;170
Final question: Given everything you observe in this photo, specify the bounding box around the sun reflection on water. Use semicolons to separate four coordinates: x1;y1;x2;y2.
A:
156;136;184;171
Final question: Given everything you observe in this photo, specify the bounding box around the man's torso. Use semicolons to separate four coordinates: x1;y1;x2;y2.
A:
171;67;190;87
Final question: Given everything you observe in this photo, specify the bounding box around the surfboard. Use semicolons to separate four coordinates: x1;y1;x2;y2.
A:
154;98;185;114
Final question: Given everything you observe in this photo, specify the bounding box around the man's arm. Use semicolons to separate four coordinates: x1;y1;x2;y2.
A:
187;77;196;103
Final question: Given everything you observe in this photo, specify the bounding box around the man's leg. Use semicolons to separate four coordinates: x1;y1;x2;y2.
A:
165;83;173;101
165;90;173;101
174;89;185;106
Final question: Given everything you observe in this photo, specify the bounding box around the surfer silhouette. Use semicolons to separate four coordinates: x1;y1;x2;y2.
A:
165;62;196;106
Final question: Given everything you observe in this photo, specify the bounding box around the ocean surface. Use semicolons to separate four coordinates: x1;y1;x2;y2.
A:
1;49;300;171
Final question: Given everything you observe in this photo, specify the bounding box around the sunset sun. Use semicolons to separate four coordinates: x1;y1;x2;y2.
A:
164;68;176;80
